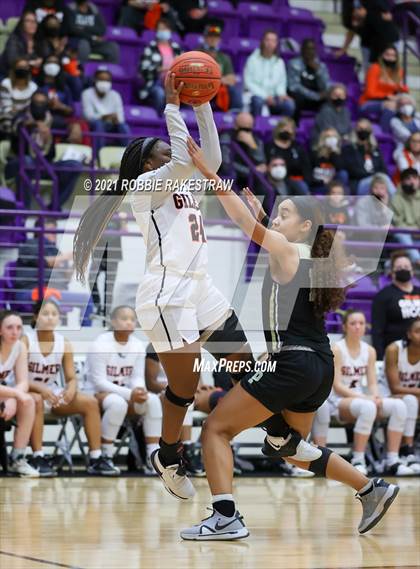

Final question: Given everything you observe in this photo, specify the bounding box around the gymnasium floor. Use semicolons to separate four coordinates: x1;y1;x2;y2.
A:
0;477;419;569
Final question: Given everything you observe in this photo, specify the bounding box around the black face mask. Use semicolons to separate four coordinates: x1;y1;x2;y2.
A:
401;183;416;195
237;127;252;133
277;131;292;141
31;101;48;121
357;130;370;141
45;27;60;37
14;68;30;79
331;98;346;107
394;269;411;283
383;59;397;69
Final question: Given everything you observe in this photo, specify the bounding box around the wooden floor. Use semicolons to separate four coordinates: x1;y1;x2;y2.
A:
0;476;419;569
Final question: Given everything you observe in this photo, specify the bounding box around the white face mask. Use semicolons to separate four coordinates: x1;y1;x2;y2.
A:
270;165;287;180
43;62;60;77
400;104;415;117
95;80;112;94
325;135;339;149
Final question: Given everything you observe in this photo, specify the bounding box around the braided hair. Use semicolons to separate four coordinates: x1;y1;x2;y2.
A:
73;137;159;282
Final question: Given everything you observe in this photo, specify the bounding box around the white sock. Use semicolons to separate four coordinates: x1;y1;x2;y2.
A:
11;448;25;460
33;450;44;458
89;449;101;460
352;451;365;464
101;443;114;458
146;443;160;458
386;452;399;466
358;479;373;495
212;493;234;504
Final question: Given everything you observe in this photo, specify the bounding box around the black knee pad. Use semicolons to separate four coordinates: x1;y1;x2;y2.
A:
308;446;333;476
165;386;194;408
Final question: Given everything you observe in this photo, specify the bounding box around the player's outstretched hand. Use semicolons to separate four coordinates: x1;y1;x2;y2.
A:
243;187;267;223
165;72;184;106
187;136;213;178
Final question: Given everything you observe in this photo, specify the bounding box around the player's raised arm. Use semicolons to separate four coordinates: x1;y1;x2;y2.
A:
193;102;222;173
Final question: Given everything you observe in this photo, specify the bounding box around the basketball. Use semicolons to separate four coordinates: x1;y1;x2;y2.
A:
169;51;222;105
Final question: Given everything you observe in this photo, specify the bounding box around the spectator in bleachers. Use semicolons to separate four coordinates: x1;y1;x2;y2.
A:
342;118;396;195
390;95;420;150
119;1;184;35
264;117;311;196
354;173;392;227
199;24;242;113
14;218;72;297
312;309;414;476
118;0;152;32
8;90;81;207
24;0;65;23
0;10;43;76
86;306;162;472
37;54;83;144
25;298;120;475
394;132;420;177
310;128;349;194
338;1;369;67
171;0;209;35
362;1;400;64
220;112;266;185
62;0;120;64
385;317;420;474
391;168;420;266
253;156;308;205
37;14;67;59
138;18;183;116
371;251;420;359
359;46;409;130
287;38;331;120
244;30;294;118
0;310;39;477
82;68;130;149
312;84;352;143
323;180;352;225
0;58;37;138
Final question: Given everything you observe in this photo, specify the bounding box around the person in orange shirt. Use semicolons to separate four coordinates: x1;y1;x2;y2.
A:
359;46;409;130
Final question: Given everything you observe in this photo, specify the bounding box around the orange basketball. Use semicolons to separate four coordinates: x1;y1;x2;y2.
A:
169;51;221;105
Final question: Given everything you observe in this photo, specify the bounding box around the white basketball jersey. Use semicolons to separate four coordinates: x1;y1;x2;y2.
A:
87;331;145;389
26;329;64;390
396;339;420;389
0;341;22;387
131;188;208;280
335;338;369;394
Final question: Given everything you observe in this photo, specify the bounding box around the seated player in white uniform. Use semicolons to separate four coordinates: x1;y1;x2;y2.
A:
312;309;415;476
385;317;420;473
24;298;120;476
86;306;162;470
0;310;39;477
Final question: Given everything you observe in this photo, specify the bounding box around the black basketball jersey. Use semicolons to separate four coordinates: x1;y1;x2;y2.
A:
262;244;332;356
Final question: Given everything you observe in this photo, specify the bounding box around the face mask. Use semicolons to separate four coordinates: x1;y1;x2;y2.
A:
400;104;415;117
45;27;60;38
14;68;30;79
270;165;287;180
394;269;411;283
237;127;252;133
95;80;112;94
357;129;370;141
331;98;346;107
401;183;416;195
204;42;218;52
325;135;339;149
383;59;397;69
31;101;48;121
156;30;171;42
44;62;60;77
277;131;292;141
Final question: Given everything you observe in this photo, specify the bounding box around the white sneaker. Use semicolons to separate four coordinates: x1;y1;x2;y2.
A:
405;454;420;474
262;431;322;461
351;458;368;476
181;509;249;541
387;462;416;476
356;478;399;534
9;456;40;478
288;464;315;478
150;449;195;500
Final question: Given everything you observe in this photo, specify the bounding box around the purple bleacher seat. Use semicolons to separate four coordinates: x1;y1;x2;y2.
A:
140;29;182;46
95;0;120;26
341;299;372;323
213;112;236;132
183;33;203;52
1;0;25;19
323;55;358;84
104;27;142;76
285;15;325;46
254;116;283;142
238;3;284;39
378;275;420;289
376;135;396;166
125;105;165;137
84;62;134;103
106;26;138;42
228;37;260;74
207;0;241;38
346;276;378;300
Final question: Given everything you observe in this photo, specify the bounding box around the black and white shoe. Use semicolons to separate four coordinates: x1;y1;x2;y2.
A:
262;430;322;462
150;449;195;500
180;509;249;541
386;462;415;476
183;443;205;477
356;478;400;534
87;456;120;476
30;455;57;478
